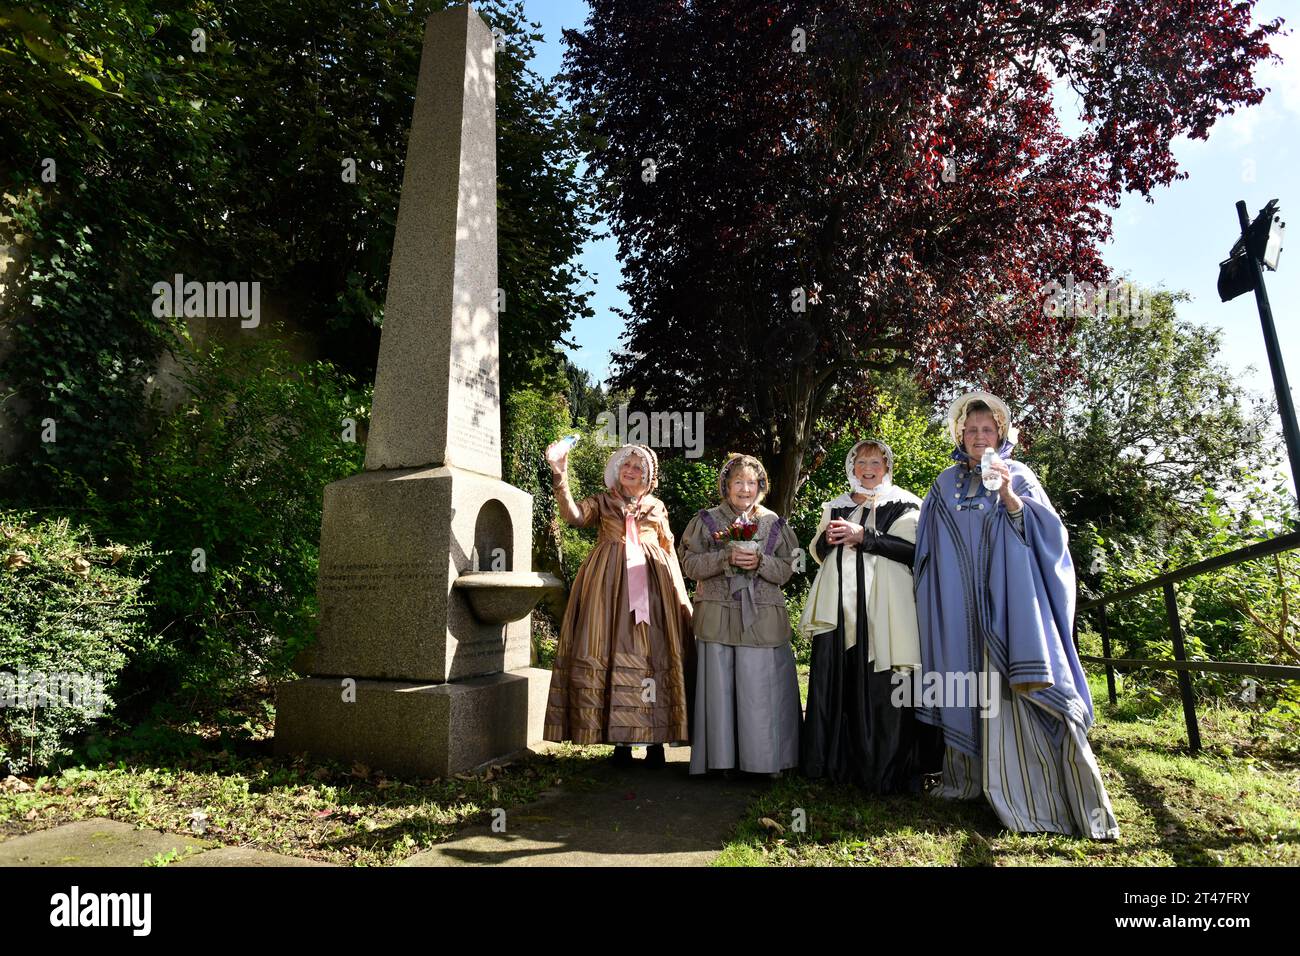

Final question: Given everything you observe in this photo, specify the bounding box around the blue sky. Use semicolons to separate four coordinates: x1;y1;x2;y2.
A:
521;0;1300;411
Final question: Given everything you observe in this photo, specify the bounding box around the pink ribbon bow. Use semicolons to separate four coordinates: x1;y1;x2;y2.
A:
624;509;650;626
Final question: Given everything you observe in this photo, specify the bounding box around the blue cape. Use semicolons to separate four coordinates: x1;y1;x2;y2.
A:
914;449;1093;757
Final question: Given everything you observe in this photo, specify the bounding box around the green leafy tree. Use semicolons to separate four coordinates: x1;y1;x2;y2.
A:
1024;288;1281;583
562;356;607;426
1;0;595;503
2;1;236;491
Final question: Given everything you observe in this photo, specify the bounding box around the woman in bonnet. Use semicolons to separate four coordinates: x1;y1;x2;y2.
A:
680;454;802;777
800;439;942;792
914;391;1119;838
544;441;693;767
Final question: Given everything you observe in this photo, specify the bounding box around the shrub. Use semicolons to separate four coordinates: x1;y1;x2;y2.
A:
78;335;368;711
656;454;723;542
502;388;572;654
0;511;152;773
503;387;570;573
1076;489;1300;716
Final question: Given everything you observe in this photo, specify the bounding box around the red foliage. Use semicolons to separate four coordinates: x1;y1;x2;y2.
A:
562;0;1282;511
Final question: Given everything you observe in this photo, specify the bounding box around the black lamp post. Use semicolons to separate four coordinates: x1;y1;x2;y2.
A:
1218;199;1296;506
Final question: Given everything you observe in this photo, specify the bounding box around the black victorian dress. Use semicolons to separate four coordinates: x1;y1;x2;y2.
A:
801;493;945;793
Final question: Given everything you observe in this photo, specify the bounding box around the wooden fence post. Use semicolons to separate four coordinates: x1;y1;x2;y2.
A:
1163;582;1202;753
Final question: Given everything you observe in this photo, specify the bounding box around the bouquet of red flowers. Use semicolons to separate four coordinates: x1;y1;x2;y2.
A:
712;515;759;542
715;515;760;578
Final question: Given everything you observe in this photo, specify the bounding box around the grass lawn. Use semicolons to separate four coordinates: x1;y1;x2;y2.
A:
0;712;615;866
716;673;1300;866
2;674;1296;866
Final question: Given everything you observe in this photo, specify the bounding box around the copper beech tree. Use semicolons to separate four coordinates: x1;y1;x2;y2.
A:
563;0;1282;515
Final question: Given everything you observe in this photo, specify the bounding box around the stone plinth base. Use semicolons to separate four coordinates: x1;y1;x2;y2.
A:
305;465;534;683
274;667;552;778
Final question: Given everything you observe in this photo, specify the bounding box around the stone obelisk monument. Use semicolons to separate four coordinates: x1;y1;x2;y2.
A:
274;4;551;776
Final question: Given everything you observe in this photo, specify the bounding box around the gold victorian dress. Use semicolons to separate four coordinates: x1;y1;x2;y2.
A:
543;491;694;745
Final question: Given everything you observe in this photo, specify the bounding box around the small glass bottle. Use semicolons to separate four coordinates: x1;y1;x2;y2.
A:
980;448;1002;492
546;433;580;464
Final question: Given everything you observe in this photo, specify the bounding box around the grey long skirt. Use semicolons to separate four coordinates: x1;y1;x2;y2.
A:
688;640;802;775
931;649;1120;839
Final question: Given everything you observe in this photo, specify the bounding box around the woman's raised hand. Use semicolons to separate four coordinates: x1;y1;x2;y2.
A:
545;440;569;475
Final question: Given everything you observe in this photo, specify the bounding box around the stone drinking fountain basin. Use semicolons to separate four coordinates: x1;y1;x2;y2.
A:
453;570;564;624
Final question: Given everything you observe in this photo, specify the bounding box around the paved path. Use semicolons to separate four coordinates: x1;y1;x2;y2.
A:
0;819;334;867
403;746;764;867
0;747;766;867
0;819;213;867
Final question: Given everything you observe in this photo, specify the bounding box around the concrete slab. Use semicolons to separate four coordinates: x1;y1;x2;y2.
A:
0;819;211;867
